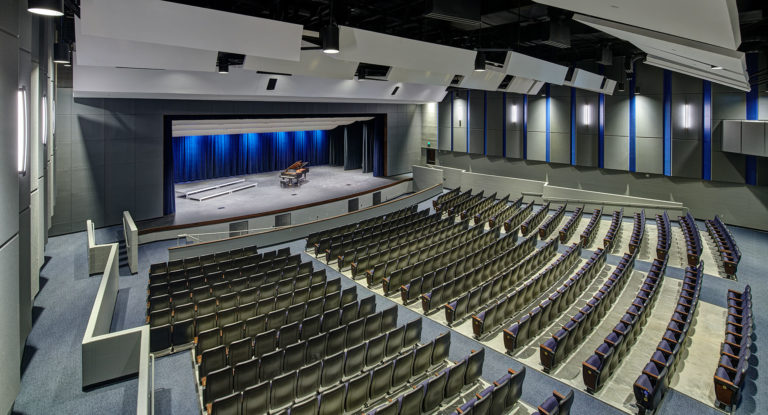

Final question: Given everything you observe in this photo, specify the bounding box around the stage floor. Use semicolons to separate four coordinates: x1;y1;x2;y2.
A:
138;166;403;230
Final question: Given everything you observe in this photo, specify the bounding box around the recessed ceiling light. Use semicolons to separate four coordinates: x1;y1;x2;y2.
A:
710;65;723;70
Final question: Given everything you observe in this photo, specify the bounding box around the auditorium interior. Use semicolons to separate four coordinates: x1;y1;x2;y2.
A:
3;0;768;414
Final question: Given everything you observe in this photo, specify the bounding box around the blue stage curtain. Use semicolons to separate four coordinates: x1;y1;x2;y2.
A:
172;130;329;183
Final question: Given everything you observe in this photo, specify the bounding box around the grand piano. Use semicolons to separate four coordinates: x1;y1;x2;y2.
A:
280;161;310;187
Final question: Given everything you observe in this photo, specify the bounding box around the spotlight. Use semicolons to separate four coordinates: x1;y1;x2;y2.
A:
53;42;69;64
634;86;640;95
322;25;340;54
474;51;486;72
27;0;63;16
217;62;229;74
617;82;625;92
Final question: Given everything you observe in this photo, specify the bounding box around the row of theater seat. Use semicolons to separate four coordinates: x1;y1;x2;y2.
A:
470;242;579;337
352;220;471;278
148;271;338;329
322;210;435;263
337;215;456;270
502;201;534;233
558;206;583;244
446;366;525;415
655;212;671;261
150;279;349;354
540;250;637;371
714;285;752;410
149;245;264;277
364;221;486;286
706;215;741;276
633;262;703;414
532;389;574;415
679;212;702;267
149;248;295;287
582;256;669;392
487;196;523;229
432;188;461;210
435;189;473;214
200;310;408;406
503;248;607;353
377;225;493;294
420;234;545;313
307;205;415;250
520;202;551;236
444;237;567;327
460;192;497;221
209;330;462;415
602;209;623;251
148;255;315;300
579;208;602;248
317;208;428;259
194;294;383;381
473;194;511;226
627;210;646;255
538;204;567;240
446;190;483;216
397;231;523;304
147;263;325;318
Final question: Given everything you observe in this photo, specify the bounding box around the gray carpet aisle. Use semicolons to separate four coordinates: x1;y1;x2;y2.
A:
15;195;767;414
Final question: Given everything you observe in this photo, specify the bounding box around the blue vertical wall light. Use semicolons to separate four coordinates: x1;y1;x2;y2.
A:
702;80;712;181
545;83;551;162
662;70;672;176
745;52;758;185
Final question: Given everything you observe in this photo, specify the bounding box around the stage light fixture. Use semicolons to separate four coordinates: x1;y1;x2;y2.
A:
322;24;340;54
53;42;69;63
617;82;625;92
28;0;63;16
218;62;229;74
634;86;640;95
474;52;486;72
582;104;591;126
18;88;28;174
41;95;48;145
511;104;518;123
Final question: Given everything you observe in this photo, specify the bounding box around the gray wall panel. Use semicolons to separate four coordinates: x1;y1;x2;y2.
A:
486;92;503;157
528;96;546;132
487;129;503;157
604;93;629;137
671;94;702;140
527;131;546;161
576;134;597;167
550;132;570;164
468;90;484;154
0;31;20;246
438;127;452;151
549;95;570;134
636;64;664;95
506;129;522;159
635;136;663;174
604;135;629;171
636;94;663;138
672;139;703;179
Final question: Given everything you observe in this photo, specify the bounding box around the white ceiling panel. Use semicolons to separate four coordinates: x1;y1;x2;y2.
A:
566;69;604;91
386;68;454;87
575;14;749;91
243;51;359;80
507;77;536;94
459;69;507;91
73;65;448;104
601;79;617;95
75;18;218;72
503;52;568;85
80;0;303;61
334;25;476;75
528;81;546;95
535;0;740;49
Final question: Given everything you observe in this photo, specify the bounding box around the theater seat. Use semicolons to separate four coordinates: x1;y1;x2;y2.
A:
211;392;240;415
318;384;345;415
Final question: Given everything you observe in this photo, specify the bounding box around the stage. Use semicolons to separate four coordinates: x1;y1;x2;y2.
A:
138;166;405;231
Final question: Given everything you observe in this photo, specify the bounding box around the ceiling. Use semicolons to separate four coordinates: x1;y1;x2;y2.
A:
62;0;767;101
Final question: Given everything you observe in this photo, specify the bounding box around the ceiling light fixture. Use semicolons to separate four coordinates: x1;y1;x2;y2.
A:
474;51;486;72
322;24;340;54
710;65;724;70
217;61;229;74
617;82;625;92
53;42;69;64
27;0;63;16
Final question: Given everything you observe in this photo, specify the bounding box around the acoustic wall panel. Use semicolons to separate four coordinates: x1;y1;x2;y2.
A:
486;92;504;157
506;129;523;159
468;90;484;154
505;94;525;159
527;132;547;161
672;139;703;178
438;95;452;151
636;137;664;174
604;135;629;170
550;133;571;164
575;134;598;166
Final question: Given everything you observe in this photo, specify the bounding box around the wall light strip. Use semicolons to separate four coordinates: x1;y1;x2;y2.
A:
583;104;591;126
683;103;691;129
511;104;518;123
41;95;48;144
18;88;28;174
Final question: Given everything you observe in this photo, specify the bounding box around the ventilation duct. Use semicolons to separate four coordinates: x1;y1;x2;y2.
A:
424;0;481;26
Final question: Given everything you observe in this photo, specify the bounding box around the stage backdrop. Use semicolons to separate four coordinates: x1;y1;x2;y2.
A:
172;130;329;183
